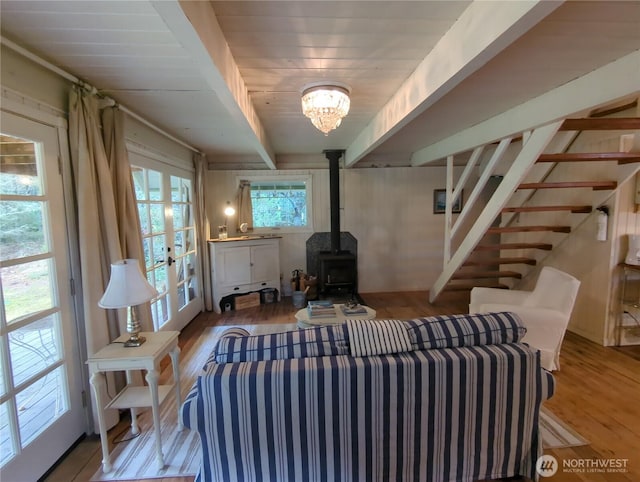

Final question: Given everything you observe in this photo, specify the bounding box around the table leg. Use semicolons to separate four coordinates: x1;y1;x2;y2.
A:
89;371;112;473
169;346;183;430
145;368;165;469
124;370;140;435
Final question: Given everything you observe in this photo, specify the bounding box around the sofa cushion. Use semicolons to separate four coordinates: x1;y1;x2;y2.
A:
211;324;349;363
347;318;412;357
209;312;524;365
405;311;526;350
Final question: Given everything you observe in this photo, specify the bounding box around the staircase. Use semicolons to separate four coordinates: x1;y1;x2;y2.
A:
429;116;640;303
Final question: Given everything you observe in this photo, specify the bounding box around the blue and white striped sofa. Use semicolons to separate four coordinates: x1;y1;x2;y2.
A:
181;312;554;482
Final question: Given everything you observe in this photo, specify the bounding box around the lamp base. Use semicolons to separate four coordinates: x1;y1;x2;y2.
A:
123;334;146;348
124;305;146;347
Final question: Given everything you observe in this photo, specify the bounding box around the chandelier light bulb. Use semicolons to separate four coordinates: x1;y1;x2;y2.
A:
301;82;351;135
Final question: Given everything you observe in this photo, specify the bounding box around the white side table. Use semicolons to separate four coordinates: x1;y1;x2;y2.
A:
295;303;376;328
87;331;182;473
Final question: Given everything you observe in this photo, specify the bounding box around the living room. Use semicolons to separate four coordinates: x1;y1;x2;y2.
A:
1;1;639;481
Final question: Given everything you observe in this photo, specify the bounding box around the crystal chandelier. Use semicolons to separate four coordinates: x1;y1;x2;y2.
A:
301;82;351;135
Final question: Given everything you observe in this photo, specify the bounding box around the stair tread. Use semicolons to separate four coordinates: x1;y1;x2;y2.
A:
463;257;537;266
560;117;640;131
475;243;553;251
537;152;640;163
502;205;592;214
518;181;617;190
487;225;571;233
443;282;509;291
452;271;522;280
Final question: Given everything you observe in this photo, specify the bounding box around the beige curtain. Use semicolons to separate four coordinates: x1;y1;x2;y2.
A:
69;88;150;432
194;153;213;310
101;107;152;331
236;179;253;231
68;87;124;353
68;87;124;432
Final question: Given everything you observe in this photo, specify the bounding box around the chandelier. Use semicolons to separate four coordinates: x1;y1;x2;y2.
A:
301;82;351;135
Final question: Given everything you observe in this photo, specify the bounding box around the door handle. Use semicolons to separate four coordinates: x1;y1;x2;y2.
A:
167;256;174;266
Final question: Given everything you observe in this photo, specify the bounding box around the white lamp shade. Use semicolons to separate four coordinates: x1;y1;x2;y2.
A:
98;259;158;308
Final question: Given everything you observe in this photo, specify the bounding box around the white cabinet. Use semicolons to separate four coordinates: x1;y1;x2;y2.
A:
209;237;281;313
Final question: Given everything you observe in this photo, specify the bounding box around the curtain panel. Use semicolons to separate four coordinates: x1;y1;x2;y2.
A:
68;87;124;432
68;87;124;354
68;87;148;431
194;153;213;311
236;180;253;231
101;107;152;331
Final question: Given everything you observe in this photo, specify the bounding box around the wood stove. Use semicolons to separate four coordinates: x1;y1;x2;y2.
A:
314;150;358;296
317;251;357;295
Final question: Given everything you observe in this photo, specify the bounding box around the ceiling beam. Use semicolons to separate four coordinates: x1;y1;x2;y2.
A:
411;50;640;166
152;0;276;169
344;0;561;168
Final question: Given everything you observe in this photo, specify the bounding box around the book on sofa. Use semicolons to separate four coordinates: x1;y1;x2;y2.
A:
307;300;336;318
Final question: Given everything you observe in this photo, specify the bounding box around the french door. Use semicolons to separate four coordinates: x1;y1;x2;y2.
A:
0;110;85;480
129;149;202;332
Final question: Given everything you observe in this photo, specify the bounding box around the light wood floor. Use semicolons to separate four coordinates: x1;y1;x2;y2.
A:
43;292;640;482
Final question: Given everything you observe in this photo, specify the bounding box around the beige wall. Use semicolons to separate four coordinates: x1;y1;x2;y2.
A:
1;45;69;111
206;165;464;294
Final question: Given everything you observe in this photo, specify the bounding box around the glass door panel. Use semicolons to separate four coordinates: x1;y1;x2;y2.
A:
171;176;198;311
133;167;169;329
131;162;201;331
0;112;84;480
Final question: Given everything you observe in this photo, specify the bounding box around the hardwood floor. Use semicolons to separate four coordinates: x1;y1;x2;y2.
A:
43;292;640;482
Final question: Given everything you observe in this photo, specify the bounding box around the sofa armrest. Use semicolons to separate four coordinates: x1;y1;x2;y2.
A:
469;287;530;313
180;382;200;430
541;367;556;399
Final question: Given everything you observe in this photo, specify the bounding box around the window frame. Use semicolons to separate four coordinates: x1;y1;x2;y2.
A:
236;174;314;234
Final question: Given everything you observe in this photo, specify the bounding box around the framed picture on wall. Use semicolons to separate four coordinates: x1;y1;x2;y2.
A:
433;189;463;214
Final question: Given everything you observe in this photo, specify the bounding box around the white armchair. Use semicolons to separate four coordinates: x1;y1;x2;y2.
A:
469;266;581;371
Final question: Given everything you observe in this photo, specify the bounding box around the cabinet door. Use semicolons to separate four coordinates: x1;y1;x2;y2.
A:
251;243;280;282
217;246;252;286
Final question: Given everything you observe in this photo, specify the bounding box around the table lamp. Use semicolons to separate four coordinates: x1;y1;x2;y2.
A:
98;259;158;347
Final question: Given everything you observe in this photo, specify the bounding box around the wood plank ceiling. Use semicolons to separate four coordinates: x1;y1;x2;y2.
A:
1;1;639;169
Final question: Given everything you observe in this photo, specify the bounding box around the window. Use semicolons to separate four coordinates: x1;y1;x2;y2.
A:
245;176;312;232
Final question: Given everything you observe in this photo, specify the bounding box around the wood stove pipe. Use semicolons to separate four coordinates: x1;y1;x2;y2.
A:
323;150;345;255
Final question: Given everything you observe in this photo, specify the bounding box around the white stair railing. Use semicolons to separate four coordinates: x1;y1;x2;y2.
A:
430;120;563;302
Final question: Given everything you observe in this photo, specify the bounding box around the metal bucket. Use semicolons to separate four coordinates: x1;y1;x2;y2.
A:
292;290;306;308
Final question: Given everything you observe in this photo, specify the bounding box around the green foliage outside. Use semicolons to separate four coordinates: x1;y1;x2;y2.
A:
1;174;52;321
0;174;46;262
251;187;307;227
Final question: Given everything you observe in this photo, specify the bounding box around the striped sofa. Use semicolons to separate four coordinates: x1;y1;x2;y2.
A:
181;312;554;482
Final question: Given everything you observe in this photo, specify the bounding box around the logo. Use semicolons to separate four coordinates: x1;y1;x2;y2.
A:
536;455;558;477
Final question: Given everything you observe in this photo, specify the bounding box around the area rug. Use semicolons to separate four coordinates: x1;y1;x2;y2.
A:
540;406;589;449
91;323;296;481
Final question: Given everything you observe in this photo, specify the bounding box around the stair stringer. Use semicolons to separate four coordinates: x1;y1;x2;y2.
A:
428;121;563;303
